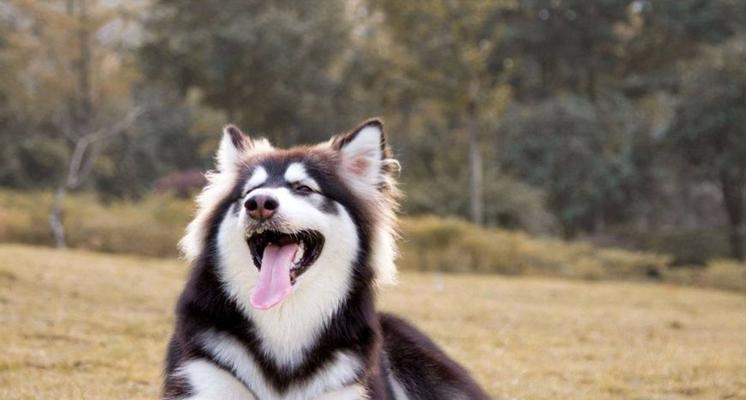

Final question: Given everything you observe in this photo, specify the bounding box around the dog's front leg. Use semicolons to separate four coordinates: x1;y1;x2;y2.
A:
170;359;256;400
314;384;368;400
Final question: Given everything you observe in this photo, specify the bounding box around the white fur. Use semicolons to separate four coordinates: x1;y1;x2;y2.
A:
337;126;384;196
331;125;399;286
285;162;321;192
390;376;410;400
178;359;257;400
370;225;398;285
178;123;403;399
180;169;240;262
217;182;359;368
180;131;273;262
284;162;307;182
199;331;364;400
245;167;268;192
315;385;368;400
183;123;398;286
217;127;244;174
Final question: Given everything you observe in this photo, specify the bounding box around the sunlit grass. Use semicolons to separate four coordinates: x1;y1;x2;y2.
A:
1;244;744;399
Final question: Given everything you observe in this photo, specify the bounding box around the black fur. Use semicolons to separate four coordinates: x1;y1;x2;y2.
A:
381;314;491;400
164;150;388;397
164;127;491;399
225;125;249;150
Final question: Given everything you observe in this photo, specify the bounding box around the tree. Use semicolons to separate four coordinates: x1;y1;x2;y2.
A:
1;0;141;246
140;0;367;145
375;0;515;225
500;0;630;101
499;94;652;237
667;38;746;260
618;0;746;96
92;86;208;200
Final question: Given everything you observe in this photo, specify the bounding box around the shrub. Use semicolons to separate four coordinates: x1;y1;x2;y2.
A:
604;225;736;266
0;190;743;292
399;216;669;280
0;191;191;257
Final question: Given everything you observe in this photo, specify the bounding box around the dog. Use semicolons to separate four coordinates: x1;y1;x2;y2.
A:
163;118;491;399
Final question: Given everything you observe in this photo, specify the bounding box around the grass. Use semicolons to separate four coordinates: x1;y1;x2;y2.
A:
1;244;744;400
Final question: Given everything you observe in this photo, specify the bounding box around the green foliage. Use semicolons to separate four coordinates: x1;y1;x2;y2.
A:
1;0;746;263
94;87;207;199
607;224;737;266
140;0;369;144
640;0;746;45
0;135;68;188
667;41;746;180
0;0;142;195
405;166;556;234
498;95;653;236
665;37;746;259
375;0;513;99
374;0;518;224
501;0;630;99
618;0;746;94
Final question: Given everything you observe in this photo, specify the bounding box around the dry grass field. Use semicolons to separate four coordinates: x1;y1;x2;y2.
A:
1;243;745;400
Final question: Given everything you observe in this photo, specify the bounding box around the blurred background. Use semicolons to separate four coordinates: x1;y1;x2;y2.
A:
2;0;746;286
2;1;746;399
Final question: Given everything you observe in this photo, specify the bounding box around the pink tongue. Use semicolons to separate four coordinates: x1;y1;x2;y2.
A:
250;243;298;310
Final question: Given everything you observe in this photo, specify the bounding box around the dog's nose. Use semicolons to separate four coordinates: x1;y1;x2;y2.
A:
245;194;279;221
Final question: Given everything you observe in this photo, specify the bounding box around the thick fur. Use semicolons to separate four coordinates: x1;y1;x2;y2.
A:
164;119;491;399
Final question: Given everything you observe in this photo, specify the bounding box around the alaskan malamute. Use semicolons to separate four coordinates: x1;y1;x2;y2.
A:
164;119;491;399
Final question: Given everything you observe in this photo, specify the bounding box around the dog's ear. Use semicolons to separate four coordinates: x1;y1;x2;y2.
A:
331;118;396;193
216;124;251;173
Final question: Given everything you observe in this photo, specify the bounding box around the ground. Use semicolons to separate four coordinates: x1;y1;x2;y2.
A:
0;244;744;400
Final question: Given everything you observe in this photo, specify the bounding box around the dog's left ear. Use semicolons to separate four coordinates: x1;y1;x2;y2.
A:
331;118;394;191
216;124;251;174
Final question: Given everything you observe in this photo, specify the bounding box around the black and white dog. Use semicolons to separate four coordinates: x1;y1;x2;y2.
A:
163;119;491;399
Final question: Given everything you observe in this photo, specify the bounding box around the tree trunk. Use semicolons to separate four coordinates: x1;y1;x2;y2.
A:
50;186;67;248
467;103;483;225
68;0;92;130
582;4;598;102
50;0;92;248
720;172;744;261
77;0;92;123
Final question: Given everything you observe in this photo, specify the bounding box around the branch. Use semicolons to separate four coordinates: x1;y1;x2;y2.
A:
66;107;142;189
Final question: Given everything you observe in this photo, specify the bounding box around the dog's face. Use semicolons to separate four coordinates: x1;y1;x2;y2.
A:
180;119;399;313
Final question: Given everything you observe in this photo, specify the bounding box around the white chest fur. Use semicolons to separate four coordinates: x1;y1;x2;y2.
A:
190;330;364;400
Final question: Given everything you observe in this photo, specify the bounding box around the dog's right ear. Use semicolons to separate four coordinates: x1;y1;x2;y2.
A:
216;124;251;173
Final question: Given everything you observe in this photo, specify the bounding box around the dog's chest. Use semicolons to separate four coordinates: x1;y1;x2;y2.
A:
201;330;363;400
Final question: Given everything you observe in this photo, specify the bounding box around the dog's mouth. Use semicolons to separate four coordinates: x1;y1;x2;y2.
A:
245;230;324;310
247;230;325;282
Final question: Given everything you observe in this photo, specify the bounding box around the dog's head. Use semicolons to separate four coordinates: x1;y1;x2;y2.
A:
180;119;399;311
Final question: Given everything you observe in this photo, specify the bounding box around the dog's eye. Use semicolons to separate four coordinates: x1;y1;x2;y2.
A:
293;184;314;194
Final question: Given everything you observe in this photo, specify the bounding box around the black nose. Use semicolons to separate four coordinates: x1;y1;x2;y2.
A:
245;194;279;221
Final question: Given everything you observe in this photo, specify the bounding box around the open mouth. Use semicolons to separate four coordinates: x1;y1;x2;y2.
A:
246;230;324;285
